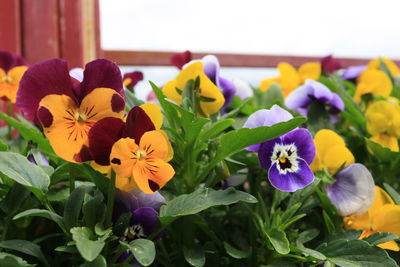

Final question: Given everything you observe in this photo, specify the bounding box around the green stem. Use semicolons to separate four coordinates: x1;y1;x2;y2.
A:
6;102;12;140
104;170;116;228
1;219;9;241
69;163;75;194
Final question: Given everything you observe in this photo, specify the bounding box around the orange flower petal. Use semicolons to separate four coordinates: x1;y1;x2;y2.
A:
140;103;163;129
110;137;138;178
139;130;170;161
132;159;175;193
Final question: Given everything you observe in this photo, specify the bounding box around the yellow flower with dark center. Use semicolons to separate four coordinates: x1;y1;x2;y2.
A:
163;62;225;116
310;129;355;173
354;69;392;102
344;186;400;251
260;62;321;97
366;100;400;151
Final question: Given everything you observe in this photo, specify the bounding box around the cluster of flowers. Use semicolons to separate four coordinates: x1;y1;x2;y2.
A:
1;49;400;264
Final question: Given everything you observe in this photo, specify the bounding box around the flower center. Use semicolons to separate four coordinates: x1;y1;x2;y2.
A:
124;224;145;240
136;150;147;160
2;75;12;84
271;144;299;174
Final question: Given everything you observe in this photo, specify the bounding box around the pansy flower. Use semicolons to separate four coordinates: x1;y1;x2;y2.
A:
16;58;125;162
367;57;400;78
123;71;143;89
341;65;366;80
321;55;342;74
0;51;27;103
344;186;400;251
170;50;192;69
354;69;392;102
327;163;375;216
310;129;355;173
163;61;225;116
260;62;321;97
244;105;316;192
285;79;344;121
365;100;400;151
88;105;173;193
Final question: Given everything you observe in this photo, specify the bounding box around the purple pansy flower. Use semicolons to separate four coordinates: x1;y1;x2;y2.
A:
327;163;375;216
244;105;316;192
341;65;366;80
27;151;49;166
321;55;342;74
285;79;344;121
123;71;144;89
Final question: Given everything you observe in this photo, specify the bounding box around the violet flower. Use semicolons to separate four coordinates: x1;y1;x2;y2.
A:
285;79;344;121
326;163;375;216
321;55;342;74
341;65;366;80
244;105;316;192
27;151;49;166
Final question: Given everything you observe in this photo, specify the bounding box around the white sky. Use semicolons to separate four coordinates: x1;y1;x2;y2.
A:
100;0;400;99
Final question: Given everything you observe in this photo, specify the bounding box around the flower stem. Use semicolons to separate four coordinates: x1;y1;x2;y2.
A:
6;102;12;140
69;163;76;194
105;170;116;229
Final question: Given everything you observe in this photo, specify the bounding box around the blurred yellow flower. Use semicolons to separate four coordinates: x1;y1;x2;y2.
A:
310;129;355;173
260;62;321;97
354;69;392;102
366;100;400;151
344;186;400;251
163;62;225;116
368;57;400;78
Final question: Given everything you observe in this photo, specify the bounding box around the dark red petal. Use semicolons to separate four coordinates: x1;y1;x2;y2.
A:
16;59;75;122
123;71;144;88
321;55;342;74
123;106;155;144
111;93;125;113
74;145;93;163
170;50;192;69
88;117;125;165
80;59;124;100
0;50;27;72
37;106;53;128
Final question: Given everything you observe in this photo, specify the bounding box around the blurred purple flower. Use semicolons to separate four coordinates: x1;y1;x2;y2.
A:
341;65;366;80
321;55;342;74
171;50;192;69
123;71;144;89
243;105;315;192
327;163;375;216
27;151;49;166
285;79;344;121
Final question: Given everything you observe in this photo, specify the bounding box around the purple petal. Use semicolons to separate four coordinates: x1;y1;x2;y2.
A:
0;50;27;72
132;207;159;236
219;77;236;108
232;79;253;99
281;128;315;164
341;65;366;80
130;188;166;211
118;190;140;214
201;55;220;84
327;163;375;216
285;84;313;116
258;138;280;170
268;158;314;192
80;59;124;101
328;93;345;113
16;59;75;122
307;79;333;103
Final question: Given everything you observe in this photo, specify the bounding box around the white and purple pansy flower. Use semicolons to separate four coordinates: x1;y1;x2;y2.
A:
244;105;316;192
285;79;344;122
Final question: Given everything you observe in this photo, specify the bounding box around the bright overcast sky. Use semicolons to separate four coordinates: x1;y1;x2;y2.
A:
100;0;400;59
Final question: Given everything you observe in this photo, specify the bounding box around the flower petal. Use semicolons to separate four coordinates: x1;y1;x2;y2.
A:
123;106;155;143
281;128;315;164
259;77;279;92
232;79;253;99
170;50;192;69
354;69;392;102
341;65;366;80
298;62;321;83
17;59;75;122
80;59;124;100
129;188;166;210
110;137;139;178
321;55;342;74
132;207;159;236
139;130;170;161
268;158;314;192
140;103;163;129
373;204;400;235
163;80;182;104
123;71;143;88
0;50;26;72
327;164;375;216
133;159;175;194
277;62;300;97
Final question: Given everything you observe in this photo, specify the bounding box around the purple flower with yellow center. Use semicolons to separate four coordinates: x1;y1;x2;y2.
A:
244;105;316;192
285;79;344;121
123;71;144;89
0;51;28;103
16;58;125;162
327;163;375;216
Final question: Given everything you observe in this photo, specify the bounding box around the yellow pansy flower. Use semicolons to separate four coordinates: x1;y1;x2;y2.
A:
354;69;392;102
368;57;400;78
163;62;225;116
260;62;321;97
344;186;400;251
310;129;355;173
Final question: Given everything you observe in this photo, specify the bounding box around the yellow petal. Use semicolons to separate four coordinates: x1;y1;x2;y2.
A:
368;186;395;219
370;135;399;152
322;145;355;173
140;103;163;129
123;78;132;88
344;212;370;231
354;70;392;102
91;161;111;176
259;77;279;92
110;137;138;178
198;74;225;116
132;159;175;193
377;240;400;251
277;62;300;97
0;66;27;103
368;57;400;77
115;175;138;192
298;62;321;83
139;130;170;161
159;130;174;162
163;80;182;104
373;204;400;235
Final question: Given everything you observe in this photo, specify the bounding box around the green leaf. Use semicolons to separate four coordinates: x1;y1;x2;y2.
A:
316;239;398;267
150;81;180;129
13;209;64;230
266;228;290;254
124;239;156;266
64;186;92;230
0;112;54;155
198;119;235;143
82;192;106;229
0;252;34;267
183;243;205;267
383;183;400;205
0;240;49;267
366;139;400;162
223;242;250;259
0;139;8;151
70;227;105;262
79;255;106;267
160;187;257;221
362;232;399;246
124;89;145;110
0;183;30;214
322;210;336;235
258;83;284;107
0;152;50;199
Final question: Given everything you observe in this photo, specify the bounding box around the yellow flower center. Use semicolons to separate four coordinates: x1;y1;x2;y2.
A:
2;75;12;84
279;157;287;164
